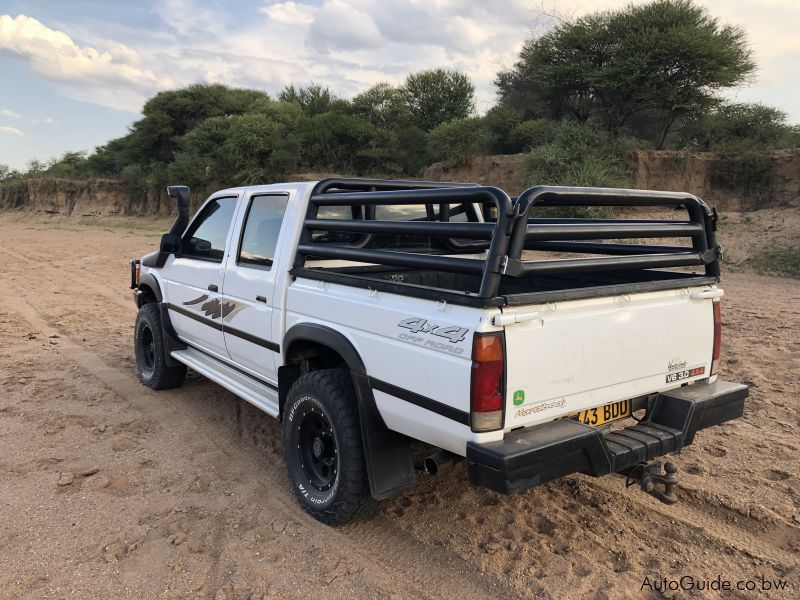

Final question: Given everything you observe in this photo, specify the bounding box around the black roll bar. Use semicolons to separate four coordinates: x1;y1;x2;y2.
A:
296;179;514;298
294;179;721;300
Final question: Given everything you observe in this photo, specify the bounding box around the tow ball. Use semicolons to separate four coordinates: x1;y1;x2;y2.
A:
623;461;679;505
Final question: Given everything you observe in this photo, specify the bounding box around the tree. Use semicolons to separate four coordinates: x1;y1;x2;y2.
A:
298;112;377;173
351;83;410;129
278;84;347;117
26;159;46;176
496;0;756;147
131;84;270;163
401;69;475;131
46;151;90;179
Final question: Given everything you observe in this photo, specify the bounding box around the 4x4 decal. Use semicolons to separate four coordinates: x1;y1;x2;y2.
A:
183;294;243;320
396;316;469;355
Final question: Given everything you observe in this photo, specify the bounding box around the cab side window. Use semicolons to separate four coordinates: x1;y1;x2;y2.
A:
238;194;289;270
181;197;237;262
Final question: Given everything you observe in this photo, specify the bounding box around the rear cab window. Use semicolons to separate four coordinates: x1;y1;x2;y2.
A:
237;194;289;270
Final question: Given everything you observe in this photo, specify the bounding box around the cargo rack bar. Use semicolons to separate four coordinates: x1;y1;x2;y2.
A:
507;185;720;281
293;178;721;301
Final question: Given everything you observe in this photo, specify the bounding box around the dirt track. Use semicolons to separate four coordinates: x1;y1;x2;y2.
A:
0;212;798;599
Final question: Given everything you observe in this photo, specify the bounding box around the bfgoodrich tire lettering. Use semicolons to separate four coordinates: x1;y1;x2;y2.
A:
134;303;186;390
283;369;375;525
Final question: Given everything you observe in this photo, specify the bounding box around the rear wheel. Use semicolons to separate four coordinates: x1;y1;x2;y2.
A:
283;369;375;525
134;303;186;390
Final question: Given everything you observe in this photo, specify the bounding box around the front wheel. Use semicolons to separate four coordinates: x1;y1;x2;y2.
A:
134;303;186;390
283;369;375;525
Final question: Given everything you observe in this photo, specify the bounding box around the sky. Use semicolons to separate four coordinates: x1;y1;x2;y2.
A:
1;0;798;171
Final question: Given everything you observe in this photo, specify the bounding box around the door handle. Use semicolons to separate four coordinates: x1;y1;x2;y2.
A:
255;295;267;303
207;284;218;292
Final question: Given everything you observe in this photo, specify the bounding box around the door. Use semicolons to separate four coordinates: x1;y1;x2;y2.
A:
221;193;289;383
164;195;239;359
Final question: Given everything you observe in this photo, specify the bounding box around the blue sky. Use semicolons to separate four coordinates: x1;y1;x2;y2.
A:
1;0;799;171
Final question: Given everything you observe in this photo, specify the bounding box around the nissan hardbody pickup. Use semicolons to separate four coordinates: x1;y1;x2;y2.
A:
130;178;748;524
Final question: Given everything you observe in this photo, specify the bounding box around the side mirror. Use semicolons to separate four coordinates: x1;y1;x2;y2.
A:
160;233;181;254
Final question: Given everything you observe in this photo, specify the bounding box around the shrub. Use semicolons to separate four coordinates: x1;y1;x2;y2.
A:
681;102;800;152
523;120;640;216
508;119;556;152
427;118;486;165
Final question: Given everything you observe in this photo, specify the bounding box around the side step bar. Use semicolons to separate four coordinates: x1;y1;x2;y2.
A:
171;347;280;418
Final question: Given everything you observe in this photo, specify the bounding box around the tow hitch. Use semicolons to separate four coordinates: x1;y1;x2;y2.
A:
623;461;679;505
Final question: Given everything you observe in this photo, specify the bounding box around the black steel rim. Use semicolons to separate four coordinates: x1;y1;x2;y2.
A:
140;324;155;376
297;407;337;492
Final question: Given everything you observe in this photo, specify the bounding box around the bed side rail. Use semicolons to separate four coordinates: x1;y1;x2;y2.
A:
506;186;720;279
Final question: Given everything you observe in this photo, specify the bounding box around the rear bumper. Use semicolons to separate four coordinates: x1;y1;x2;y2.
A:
466;379;748;495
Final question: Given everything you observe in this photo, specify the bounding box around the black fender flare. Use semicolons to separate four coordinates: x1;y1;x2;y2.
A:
281;323;416;500
135;272;186;367
136;272;163;304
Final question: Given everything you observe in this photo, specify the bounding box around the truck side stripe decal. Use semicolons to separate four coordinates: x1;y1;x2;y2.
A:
368;377;470;425
167;304;280;353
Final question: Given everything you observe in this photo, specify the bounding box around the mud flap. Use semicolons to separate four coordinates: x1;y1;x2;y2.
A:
352;372;417;500
158;302;187;368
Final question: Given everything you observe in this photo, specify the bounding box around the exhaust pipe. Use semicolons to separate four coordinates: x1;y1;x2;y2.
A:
423;451;457;476
167;185;191;236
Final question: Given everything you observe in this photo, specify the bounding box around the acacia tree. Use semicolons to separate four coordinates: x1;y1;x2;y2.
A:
351;83;410;129
496;0;756;147
401;68;475;132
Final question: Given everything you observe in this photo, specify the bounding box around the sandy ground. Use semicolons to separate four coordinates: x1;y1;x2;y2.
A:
0;210;798;599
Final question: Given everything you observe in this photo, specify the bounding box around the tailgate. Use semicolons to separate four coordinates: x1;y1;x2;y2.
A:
503;286;717;428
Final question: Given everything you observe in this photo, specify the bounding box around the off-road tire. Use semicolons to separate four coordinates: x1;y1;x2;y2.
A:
134;303;186;390
283;369;375;525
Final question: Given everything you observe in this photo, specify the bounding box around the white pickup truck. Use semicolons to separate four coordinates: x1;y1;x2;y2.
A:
130;178;748;524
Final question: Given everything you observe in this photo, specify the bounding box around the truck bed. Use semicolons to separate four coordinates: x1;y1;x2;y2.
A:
294;264;717;307
292;179;722;308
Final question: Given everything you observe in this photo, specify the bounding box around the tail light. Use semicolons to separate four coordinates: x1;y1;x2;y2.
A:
471;332;505;432
711;300;721;375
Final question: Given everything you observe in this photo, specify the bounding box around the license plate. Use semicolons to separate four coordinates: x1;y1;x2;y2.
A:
572;399;632;427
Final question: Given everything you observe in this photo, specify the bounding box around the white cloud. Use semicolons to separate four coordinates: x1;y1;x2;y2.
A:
0;126;24;137
1;1;798;122
308;1;383;52
1;108;21;118
261;1;315;25
0;14;170;111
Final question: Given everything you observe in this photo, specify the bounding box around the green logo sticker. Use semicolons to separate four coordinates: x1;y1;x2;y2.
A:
513;390;525;406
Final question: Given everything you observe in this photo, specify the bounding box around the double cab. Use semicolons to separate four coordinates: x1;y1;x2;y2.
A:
130;178;748;524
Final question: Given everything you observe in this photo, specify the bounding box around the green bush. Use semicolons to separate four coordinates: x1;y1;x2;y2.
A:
523;121;640;216
299;112;377;174
709;151;778;210
508;119;556;152
681;102;800;152
427;118;486;165
120;164;149;198
483;105;523;154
